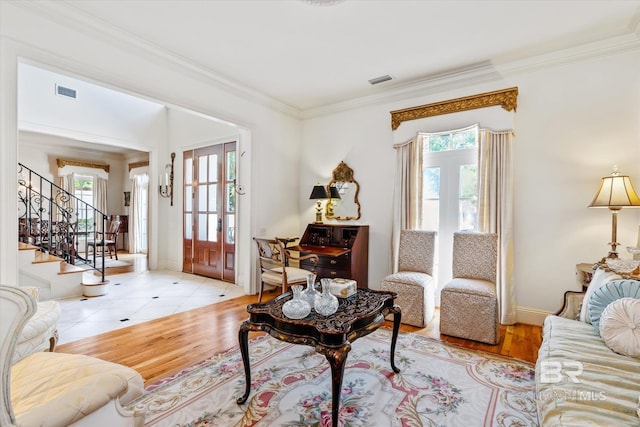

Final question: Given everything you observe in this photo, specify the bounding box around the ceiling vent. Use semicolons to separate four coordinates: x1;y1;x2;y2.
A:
55;84;77;99
368;74;393;85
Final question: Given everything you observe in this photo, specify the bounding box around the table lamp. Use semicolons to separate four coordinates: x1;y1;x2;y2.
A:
309;184;329;223
589;166;640;260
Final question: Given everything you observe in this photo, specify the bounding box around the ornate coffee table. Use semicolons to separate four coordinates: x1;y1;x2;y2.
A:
236;288;401;427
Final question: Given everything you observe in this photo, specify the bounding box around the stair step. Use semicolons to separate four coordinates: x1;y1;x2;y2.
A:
28;250;86;275
18;242;39;251
60;262;87;275
32;251;63;264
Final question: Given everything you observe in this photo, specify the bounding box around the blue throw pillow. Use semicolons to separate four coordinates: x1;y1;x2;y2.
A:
588;279;640;334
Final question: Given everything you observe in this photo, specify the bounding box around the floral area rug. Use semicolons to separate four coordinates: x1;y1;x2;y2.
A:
128;329;538;426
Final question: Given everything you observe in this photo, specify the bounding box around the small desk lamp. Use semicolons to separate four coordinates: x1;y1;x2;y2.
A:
589;166;640;260
309;184;329;224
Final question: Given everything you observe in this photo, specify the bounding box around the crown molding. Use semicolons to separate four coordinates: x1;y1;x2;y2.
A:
493;32;640;78
11;0;303;120
10;1;640;122
302;62;504;119
303;32;640;119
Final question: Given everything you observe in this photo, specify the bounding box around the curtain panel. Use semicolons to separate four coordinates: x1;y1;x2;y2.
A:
129;173;148;254
478;129;516;325
390;136;422;272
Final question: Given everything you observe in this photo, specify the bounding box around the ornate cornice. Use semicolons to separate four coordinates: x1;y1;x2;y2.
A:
390;87;518;130
56;158;110;173
128;161;149;171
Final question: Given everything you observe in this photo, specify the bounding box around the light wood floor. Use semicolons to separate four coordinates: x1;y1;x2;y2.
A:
57;289;543;386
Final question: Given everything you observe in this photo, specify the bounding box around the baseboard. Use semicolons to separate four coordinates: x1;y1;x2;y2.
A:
516;306;552;326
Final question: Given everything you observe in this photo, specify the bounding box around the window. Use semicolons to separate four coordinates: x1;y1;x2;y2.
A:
418;125;479;297
74;174;94;232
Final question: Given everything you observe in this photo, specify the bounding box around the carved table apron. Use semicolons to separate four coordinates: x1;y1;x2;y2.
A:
237;288;401;427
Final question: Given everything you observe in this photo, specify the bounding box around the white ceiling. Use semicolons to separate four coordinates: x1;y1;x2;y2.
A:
60;0;640;112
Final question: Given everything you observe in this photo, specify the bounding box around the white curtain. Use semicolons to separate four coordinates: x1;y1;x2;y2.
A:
478;128;516;325
57;174;75;222
129;173;148;254
94;176;108;232
390;136;422;272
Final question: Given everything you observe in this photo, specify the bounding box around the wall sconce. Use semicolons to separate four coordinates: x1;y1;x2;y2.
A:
123;191;131;207
159;152;176;206
309;184;329;224
589;165;640;260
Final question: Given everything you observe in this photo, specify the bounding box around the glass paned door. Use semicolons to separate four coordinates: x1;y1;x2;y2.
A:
183;142;236;281
421;150;478;301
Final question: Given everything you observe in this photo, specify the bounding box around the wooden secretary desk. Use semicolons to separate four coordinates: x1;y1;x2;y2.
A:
294;224;369;288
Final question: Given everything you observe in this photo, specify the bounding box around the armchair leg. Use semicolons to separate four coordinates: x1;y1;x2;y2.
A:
49;330;58;352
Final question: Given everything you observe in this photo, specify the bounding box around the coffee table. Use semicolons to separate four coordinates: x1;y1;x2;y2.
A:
236;288;401;427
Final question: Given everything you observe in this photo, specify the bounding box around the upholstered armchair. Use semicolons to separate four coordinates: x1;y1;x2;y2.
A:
1;285;145;426
440;231;499;345
379;230;436;327
13;286;61;365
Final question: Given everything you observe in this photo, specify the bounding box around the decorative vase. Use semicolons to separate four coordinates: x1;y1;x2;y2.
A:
301;273;320;308
282;285;311;319
314;278;339;316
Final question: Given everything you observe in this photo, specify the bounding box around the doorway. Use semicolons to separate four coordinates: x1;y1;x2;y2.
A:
183;142;236;282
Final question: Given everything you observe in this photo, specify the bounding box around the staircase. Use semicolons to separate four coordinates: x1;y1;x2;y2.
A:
18;164;110;300
18;242;87;300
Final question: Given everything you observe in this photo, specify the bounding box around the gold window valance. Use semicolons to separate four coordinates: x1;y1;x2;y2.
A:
128;161;149;171
56;158;110;173
390;87;518;130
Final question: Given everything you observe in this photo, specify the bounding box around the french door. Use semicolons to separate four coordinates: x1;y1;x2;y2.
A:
421;148;477;300
183;142;236;282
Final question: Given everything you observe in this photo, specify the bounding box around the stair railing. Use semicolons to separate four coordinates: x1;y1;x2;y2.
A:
18;163;108;283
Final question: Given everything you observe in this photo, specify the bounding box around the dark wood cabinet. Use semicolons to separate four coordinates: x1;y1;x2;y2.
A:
296;224;369;288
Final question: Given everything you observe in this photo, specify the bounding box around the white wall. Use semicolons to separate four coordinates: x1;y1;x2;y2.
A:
1;1;302;294
300;48;640;324
2;2;638;324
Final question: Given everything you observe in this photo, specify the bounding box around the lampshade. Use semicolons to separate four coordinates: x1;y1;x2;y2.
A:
309;185;329;200
589;172;640;208
329;185;341;199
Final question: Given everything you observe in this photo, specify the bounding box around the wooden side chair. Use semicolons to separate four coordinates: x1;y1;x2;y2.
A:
88;220;121;260
254;237;319;302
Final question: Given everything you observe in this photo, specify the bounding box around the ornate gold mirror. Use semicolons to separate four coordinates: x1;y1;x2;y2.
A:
326;161;361;220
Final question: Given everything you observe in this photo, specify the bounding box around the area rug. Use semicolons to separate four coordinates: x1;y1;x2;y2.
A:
77;258;131;270
128;329;538;426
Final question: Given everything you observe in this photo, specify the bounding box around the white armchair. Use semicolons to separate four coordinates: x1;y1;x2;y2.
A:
12;286;61;364
1;285;145;426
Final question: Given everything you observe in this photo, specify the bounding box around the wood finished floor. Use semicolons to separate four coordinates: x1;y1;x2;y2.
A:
57;289;543;387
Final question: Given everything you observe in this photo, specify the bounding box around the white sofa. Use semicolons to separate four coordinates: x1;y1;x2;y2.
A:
535;276;640;426
1;285;145;426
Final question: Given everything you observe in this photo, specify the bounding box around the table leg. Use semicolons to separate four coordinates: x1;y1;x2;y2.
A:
323;344;351;427
390;305;401;373
236;322;251;404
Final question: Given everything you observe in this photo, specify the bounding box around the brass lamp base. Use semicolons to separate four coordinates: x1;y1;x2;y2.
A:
314;201;323;224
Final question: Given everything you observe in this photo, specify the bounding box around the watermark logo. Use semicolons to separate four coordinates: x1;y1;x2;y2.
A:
539;360;583;384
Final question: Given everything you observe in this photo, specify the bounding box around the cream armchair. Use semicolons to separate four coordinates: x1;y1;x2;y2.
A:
12;286;60;364
379;230;436;327
1;285;145;426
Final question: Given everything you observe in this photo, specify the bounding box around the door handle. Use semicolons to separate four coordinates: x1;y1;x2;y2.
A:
217;218;222;233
